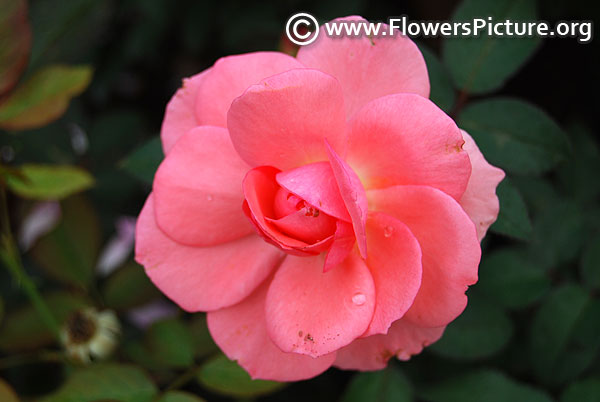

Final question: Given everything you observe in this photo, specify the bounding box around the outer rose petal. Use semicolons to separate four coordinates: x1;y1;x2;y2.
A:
265;253;375;357
363;212;422;337
459;130;505;241
135;195;283;311
207;277;335;381
194;52;304;128
297;16;429;119
334;318;445;371
161;70;210;154
227;69;346;170
347;94;471;201
367;185;480;327
153;126;252;246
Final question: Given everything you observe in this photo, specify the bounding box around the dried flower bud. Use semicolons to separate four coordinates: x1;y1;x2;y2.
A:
60;308;120;363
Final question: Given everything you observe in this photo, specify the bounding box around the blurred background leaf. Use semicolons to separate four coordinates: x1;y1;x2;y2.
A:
581;234;600;291
561;378;600;402
341;366;413;402
29;196;100;287
420;369;554;402
39;363;157;402
0;378;19;402
197;354;285;398
5;164;93;200
430;294;513;360
120;136;163;186
0;0;31;99
529;284;596;385
418;44;455;113
0;291;89;352
477;248;549;309
443;0;540;95
458;98;570;176
490;178;532;240
101;262;161;311
158;390;206;402
0;64;92;131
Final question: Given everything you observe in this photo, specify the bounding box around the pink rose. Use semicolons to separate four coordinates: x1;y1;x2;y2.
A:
135;16;505;381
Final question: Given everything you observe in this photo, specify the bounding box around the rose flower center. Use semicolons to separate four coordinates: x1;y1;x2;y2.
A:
271;187;337;244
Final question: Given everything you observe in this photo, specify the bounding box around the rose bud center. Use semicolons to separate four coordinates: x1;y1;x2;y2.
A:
270;187;337;244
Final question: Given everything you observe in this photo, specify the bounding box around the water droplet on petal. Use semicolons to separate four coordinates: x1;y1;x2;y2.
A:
384;226;394;238
352;293;366;306
206;195;213;201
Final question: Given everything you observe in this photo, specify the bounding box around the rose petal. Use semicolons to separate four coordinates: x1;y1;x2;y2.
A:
243;166;324;254
135;194;283;311
207;277;335;381
153;126;252;246
326;141;368;258
267;208;336;244
265;253;375;357
161;70;210;154
347;94;471;200
367;185;480;327
276;162;351;221
297;16;429;118
459;130;505;241
227;69;346;170
334;318;445;370
195;52;304;128
323;221;355;273
363;212;422;336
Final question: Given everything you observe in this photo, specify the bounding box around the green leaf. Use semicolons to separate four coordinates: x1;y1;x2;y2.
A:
30;196;100;287
0;291;89;352
0;0;31;97
477;248;549;309
28;0;108;68
197;354;285;397
551;299;600;384
430;295;513;360
102;262;161;310
5;164;93;200
490;178;532;240
529;284;592;384
0;64;92;131
120;136;163;185
341;367;413;402
581;233;600;290
443;0;540;94
418;44;455;113
458;98;570;175
146;317;195;368
556;123;600;204
158;391;206;402
40;363;157;402
511;176;559;215
529;199;586;270
0;378;19;402
420;369;553;402
188;315;219;359
561;378;600;402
